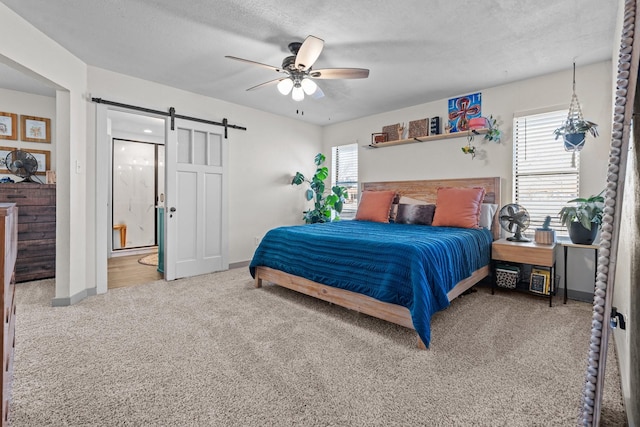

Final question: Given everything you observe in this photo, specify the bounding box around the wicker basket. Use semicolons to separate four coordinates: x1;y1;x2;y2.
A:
496;266;520;289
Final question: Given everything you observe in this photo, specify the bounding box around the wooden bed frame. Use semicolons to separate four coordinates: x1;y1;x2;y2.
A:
254;177;501;349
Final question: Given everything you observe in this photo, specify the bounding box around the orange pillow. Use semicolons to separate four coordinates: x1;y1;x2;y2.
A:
431;187;486;228
355;191;396;223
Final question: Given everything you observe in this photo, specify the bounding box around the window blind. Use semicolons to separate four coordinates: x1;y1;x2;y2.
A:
513;110;579;235
331;143;358;218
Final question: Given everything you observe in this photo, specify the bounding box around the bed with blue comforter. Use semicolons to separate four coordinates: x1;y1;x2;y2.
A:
249;220;493;347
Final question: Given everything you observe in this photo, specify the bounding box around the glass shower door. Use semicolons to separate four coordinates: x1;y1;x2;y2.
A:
112;139;157;249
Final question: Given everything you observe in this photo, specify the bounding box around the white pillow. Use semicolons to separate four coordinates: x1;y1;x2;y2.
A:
479;204;498;229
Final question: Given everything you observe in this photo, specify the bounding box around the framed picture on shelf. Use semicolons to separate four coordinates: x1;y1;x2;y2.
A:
21;115;51;143
0;112;18;140
371;133;387;144
408;118;428;138
529;267;551;294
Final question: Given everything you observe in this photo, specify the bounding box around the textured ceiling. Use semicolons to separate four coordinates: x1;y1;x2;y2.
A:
0;0;619;126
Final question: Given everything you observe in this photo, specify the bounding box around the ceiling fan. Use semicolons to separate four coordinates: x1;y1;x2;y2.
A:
225;35;369;101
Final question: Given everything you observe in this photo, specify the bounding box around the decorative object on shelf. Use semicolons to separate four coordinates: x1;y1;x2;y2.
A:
448;92;481;132
498;203;530;242
291;153;348;224
371;132;387;144
553;62;598;164
397;122;406;140
430;117;441;135
225;35;369;102
534;215;556;245
529;267;551;294
0;112;18;140
408;119;428;138
382;123;400;141
558;190;604;245
20;115;51;143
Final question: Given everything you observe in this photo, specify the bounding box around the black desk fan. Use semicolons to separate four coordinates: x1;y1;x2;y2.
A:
499;203;530;242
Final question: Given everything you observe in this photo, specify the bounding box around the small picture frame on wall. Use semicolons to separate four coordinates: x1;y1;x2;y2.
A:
0;112;18;140
21;115;51;143
29;149;51;175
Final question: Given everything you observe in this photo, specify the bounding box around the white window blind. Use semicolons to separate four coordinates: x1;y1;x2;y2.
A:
331;143;358;219
513;110;579;235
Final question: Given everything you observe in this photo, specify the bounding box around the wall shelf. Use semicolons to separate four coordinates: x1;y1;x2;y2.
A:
366;128;489;148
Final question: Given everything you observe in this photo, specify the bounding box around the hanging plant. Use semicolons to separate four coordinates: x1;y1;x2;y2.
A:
553;63;599;154
461;132;477;159
483;115;503;142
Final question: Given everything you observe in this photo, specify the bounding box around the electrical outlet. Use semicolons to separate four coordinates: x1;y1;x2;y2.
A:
254;236;261;246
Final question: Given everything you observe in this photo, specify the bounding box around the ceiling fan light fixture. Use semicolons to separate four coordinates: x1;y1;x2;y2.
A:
292;84;304;101
301;78;317;95
277;78;294;95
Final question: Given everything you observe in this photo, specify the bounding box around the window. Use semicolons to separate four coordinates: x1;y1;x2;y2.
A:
513;110;579;235
331;143;358;219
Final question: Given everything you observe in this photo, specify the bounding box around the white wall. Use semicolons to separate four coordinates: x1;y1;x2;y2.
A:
322;61;613;297
0;3;88;302
87;66;323;267
0;87;56;180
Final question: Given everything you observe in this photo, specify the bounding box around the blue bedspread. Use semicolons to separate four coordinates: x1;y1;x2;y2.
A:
249;221;492;347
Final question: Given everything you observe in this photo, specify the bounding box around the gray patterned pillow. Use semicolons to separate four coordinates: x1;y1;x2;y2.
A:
395;204;436;225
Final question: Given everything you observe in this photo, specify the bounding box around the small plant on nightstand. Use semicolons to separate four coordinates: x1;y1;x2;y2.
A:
535;215;556;245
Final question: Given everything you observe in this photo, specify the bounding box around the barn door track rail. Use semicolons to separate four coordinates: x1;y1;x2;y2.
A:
91;97;247;138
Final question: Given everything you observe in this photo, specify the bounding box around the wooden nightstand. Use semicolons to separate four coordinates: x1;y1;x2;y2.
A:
491;238;557;306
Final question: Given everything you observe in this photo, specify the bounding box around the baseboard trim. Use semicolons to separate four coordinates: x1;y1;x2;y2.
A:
51;287;95;307
563;288;593;303
229;260;250;270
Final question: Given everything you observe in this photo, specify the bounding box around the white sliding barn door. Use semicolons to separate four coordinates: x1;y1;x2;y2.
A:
164;118;228;280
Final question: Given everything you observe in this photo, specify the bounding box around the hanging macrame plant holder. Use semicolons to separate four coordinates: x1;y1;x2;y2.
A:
558;63;594;167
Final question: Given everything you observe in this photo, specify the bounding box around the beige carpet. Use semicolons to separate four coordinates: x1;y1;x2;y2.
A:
10;269;627;426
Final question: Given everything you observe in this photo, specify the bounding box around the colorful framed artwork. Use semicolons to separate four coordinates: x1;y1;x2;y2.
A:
0;112;18;140
20;115;51;143
0;146;49;175
448;92;482;133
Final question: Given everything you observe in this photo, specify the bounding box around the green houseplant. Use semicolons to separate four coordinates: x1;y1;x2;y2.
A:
558;191;605;244
553;118;599;152
291;153;348;224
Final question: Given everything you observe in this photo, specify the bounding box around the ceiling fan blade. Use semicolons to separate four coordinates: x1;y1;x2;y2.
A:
295;35;324;71
225;55;282;72
309;68;370;79
246;78;286;92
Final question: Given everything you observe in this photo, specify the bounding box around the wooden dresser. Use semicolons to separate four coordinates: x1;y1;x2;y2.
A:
0;183;55;282
0;203;17;426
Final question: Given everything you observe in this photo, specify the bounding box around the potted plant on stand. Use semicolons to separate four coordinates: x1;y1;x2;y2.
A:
558;191;605;245
291;153;348;224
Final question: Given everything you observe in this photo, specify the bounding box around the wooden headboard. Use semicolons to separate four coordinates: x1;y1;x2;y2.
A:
362;177;502;240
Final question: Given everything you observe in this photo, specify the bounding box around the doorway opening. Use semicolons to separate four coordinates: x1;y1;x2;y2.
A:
107;110;165;288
